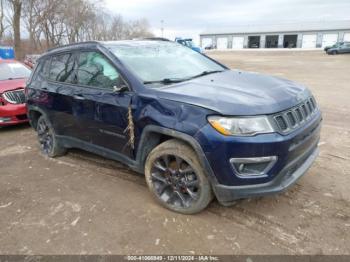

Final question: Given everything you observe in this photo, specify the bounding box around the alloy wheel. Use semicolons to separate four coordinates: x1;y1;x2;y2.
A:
150;154;200;208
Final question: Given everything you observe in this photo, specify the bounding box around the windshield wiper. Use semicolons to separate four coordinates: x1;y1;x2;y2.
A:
143;70;226;85
143;78;188;85
189;70;225;80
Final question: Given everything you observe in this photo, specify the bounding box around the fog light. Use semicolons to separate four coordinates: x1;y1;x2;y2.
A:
230;156;277;177
0;117;12;123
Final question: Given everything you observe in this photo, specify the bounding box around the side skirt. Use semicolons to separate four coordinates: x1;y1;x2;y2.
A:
56;135;142;173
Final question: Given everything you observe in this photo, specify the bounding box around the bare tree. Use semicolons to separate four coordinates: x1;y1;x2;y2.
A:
6;0;22;58
6;0;154;54
126;18;154;39
64;0;97;43
22;0;44;51
0;0;6;40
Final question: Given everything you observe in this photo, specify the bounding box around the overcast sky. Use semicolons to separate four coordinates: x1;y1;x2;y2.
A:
105;0;350;43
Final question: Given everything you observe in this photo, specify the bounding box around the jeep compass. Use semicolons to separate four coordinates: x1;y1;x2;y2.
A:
26;41;322;214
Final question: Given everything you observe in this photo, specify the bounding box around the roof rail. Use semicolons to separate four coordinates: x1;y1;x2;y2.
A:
47;41;100;52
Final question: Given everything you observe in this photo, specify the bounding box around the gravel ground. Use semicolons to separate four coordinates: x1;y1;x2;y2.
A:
0;50;349;255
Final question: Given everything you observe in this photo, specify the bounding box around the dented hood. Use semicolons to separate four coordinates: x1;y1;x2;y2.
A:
153;70;311;116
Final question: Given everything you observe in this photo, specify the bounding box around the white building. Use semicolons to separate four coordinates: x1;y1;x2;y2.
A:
200;20;350;49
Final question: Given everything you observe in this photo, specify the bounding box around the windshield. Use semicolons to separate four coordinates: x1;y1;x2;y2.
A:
0;62;31;81
110;42;225;84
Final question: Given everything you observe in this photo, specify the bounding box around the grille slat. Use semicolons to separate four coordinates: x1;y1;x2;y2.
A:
275;115;288;131
295;108;304;122
306;101;313;113
302;104;309;117
310;97;316;109
286;111;296;127
274;97;317;134
2;89;25;104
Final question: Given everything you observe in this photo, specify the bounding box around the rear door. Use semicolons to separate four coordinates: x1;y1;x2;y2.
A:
46;52;81;138
73;50;133;157
27;52;79;138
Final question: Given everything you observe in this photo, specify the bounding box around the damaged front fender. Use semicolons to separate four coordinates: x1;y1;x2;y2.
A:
130;94;217;172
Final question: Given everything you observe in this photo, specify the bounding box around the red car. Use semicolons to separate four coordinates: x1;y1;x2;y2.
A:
0;59;32;126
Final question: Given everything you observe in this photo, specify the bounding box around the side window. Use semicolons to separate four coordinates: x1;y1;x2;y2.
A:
33;58;50;81
49;53;76;83
41;59;51;77
76;51;124;90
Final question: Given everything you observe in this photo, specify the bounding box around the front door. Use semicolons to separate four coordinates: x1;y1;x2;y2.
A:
72;51;133;157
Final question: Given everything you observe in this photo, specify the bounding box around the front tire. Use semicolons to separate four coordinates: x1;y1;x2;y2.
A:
145;139;213;214
36;115;66;157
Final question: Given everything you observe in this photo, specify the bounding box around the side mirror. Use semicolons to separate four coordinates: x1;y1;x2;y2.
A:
113;84;128;93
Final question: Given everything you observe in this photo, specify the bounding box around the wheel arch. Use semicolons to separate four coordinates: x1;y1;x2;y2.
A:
27;106;46;129
136;125;219;186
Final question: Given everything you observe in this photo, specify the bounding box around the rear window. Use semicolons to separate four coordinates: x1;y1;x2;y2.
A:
0;62;31;81
49;53;76;83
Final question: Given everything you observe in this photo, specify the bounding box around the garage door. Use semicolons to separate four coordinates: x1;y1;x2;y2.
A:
217;37;228;50
322;34;338;47
232;37;244;49
302;34;317;48
202;38;213;49
344;33;350;42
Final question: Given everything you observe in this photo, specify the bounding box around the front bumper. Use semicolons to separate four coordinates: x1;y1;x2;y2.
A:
194;109;322;205
0;103;28;126
213;145;319;205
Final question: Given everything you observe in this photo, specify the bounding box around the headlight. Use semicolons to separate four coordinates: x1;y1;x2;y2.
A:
208;116;274;136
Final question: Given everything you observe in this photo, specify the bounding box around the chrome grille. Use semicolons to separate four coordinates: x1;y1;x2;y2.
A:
2;89;26;104
273;97;318;133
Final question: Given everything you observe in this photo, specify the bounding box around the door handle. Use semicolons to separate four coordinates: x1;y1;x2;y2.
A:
73;94;85;100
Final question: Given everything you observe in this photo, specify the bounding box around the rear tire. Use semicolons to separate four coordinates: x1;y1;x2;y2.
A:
36;115;66;157
145;139;213;214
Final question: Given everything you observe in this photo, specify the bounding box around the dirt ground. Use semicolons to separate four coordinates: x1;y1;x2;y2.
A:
0;50;349;255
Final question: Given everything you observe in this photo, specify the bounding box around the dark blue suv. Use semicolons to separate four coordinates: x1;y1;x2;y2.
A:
26;41;322;214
